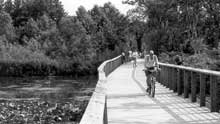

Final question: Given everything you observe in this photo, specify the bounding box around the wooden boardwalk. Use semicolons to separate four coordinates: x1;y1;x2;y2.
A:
106;59;220;124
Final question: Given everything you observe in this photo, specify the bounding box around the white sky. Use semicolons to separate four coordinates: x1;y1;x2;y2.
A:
60;0;134;15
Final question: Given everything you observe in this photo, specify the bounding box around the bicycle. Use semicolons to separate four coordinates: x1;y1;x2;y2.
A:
133;57;137;68
143;66;160;97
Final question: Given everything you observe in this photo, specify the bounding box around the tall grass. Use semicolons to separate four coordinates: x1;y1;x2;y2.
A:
0;39;122;77
0;40;58;76
159;51;220;71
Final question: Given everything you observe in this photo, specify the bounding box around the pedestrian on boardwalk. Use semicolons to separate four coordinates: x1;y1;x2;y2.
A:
174;55;183;65
132;50;139;68
121;52;126;64
128;50;132;62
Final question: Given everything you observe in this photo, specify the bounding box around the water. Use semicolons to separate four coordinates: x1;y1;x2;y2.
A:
0;76;97;124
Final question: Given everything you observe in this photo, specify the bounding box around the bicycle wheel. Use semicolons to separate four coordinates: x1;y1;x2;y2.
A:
149;77;153;96
151;82;155;97
151;78;156;97
148;85;151;95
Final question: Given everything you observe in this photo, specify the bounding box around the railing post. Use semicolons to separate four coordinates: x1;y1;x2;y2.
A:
171;68;175;91
170;68;173;90
173;68;177;92
158;63;220;113
166;67;169;88
210;75;218;112
167;67;169;89
110;61;113;73
169;68;172;90
111;61;113;71
184;70;189;98
104;66;107;76
167;67;170;88
191;71;197;102
162;67;165;86
108;63;111;75
104;96;108;124
161;67;163;84
163;66;166;86
161;66;164;85
200;73;206;107
158;66;161;83
177;69;183;95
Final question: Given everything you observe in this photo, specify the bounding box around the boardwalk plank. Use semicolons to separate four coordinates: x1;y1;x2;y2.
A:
106;59;220;124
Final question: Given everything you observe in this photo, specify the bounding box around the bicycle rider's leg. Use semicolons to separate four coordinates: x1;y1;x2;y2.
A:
135;58;136;67
145;71;149;92
152;70;157;83
133;58;135;67
147;74;151;92
152;71;157;97
133;59;135;67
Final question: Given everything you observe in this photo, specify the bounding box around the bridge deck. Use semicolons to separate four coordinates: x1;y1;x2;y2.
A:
106;59;220;124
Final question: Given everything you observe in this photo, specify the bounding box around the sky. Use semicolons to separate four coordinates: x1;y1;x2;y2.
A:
60;0;134;15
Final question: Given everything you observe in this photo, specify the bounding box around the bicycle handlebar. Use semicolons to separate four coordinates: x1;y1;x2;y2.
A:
142;67;161;71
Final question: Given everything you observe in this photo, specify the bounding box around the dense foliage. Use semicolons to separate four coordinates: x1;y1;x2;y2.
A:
0;0;135;76
125;0;220;70
0;0;220;123
0;0;219;74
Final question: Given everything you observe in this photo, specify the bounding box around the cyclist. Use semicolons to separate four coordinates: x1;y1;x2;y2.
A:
144;50;159;93
132;50;139;67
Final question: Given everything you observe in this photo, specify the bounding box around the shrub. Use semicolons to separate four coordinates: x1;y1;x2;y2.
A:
159;51;219;71
183;53;215;69
0;40;58;76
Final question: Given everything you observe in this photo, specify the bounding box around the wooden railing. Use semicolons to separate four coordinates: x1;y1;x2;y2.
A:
159;63;220;112
79;56;122;124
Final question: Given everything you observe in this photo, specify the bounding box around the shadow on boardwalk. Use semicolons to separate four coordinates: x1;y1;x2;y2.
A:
107;60;220;124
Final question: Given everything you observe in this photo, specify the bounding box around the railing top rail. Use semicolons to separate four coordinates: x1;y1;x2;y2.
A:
80;55;121;124
159;62;220;76
98;55;122;72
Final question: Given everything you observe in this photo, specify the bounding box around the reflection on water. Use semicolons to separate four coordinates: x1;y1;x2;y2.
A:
0;76;97;123
0;76;95;101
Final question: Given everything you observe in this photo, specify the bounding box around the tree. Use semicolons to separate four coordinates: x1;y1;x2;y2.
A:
76;6;96;35
90;5;116;50
102;2;130;51
11;0;65;27
190;37;207;54
59;17;86;42
47;0;66;24
124;0;211;53
0;11;15;41
0;0;3;11
58;16;96;72
4;0;14;14
129;19;146;51
37;14;54;31
23;18;40;39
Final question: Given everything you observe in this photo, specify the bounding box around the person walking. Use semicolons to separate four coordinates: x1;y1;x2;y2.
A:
121;52;126;64
132;50;139;68
128;50;132;62
174;55;183;65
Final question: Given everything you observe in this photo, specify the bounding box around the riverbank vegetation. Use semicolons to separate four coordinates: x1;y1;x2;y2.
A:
0;0;220;123
0;0;135;77
0;0;219;75
125;0;220;71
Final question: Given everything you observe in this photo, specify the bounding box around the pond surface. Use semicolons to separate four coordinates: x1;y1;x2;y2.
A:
0;76;97;124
